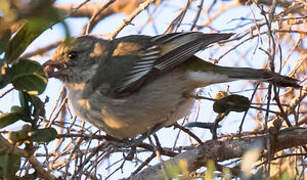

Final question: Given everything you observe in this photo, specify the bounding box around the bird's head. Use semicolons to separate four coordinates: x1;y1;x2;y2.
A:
44;36;108;83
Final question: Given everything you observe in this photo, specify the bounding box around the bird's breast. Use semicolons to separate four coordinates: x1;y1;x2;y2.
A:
66;68;196;139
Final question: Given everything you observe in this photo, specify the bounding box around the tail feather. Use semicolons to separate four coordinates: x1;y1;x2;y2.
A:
186;57;301;88
217;66;300;88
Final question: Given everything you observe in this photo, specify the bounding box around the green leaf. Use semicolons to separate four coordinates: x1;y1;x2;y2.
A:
30;95;46;117
5;0;63;63
0;139;5;154
0;29;11;54
0;74;10;89
19;91;31;119
2;1;70;64
5;11;61;62
29;127;57;143
213;95;251;113
10;105;23;113
0;153;20;179
18;92;45;126
10;59;47;95
0;61;11;89
0;111;24;129
6;19;45;62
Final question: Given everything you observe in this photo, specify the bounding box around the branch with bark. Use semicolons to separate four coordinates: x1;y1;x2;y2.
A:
129;128;307;179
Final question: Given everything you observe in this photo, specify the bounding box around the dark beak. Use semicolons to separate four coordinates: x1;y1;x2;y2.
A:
43;60;65;78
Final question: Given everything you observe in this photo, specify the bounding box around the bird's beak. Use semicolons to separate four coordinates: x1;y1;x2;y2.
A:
43;60;65;78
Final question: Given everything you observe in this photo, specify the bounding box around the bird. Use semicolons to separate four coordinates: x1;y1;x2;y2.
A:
44;32;300;139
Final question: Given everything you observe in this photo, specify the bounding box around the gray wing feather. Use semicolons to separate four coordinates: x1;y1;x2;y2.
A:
115;45;160;92
114;32;233;96
153;32;232;71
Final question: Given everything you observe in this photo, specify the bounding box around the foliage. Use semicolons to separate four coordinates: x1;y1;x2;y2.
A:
0;0;63;178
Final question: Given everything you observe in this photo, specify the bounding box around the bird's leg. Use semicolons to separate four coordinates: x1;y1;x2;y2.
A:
119;123;165;160
124;145;136;161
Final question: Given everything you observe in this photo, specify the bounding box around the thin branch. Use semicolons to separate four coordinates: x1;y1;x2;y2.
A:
109;0;155;39
0;134;57;180
85;0;117;35
190;0;204;31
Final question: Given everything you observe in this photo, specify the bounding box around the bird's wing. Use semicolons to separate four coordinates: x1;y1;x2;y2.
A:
115;44;160;94
112;32;233;97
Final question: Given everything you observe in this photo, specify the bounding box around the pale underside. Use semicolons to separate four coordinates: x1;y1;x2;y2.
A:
65;68;231;139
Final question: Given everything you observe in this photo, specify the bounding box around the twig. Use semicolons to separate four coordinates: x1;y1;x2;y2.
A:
85;0;117;35
190;0;204;31
202;1;241;27
239;83;259;133
164;0;191;33
48;86;65;120
21;41;60;58
0;86;14;98
47;97;68;127
173;124;203;144
109;0;155;39
0;134;57;180
74;142;109;178
138;143;178;157
132;152;156;175
69;0;91;15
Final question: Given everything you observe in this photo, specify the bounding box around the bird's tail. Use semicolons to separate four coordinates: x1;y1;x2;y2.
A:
186;57;300;88
216;65;300;88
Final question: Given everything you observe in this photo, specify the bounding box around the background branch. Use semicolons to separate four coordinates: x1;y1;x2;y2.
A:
130;128;307;179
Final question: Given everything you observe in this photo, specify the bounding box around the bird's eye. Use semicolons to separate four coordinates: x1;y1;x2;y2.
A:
67;51;78;59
